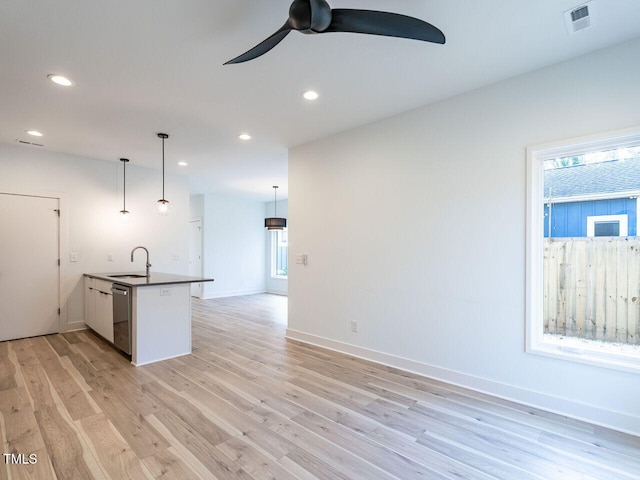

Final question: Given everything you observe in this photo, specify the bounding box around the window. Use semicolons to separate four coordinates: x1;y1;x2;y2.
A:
272;229;288;278
527;127;640;372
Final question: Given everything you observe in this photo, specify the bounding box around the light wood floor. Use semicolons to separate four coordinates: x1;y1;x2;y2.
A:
1;294;639;479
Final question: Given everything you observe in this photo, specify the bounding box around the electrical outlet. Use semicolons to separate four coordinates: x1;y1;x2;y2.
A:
160;288;171;296
70;252;78;262
351;320;359;333
107;253;114;262
172;254;180;261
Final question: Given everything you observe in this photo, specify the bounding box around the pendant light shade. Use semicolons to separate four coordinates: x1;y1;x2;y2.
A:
265;186;286;230
155;133;171;216
119;158;130;221
265;217;287;229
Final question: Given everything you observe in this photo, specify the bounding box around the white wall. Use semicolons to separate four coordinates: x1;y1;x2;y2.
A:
0;143;190;332
288;38;640;435
265;199;288;295
191;193;266;298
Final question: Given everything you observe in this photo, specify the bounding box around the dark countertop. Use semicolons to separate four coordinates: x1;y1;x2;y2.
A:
84;272;214;287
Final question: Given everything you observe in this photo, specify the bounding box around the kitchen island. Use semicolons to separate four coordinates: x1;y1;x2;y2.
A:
84;272;213;366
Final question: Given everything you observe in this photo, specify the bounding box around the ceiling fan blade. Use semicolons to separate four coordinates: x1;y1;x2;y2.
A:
325;9;445;44
224;22;292;65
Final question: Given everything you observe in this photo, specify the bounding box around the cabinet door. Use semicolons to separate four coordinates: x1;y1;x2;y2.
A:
91;280;114;342
84;277;96;329
94;289;114;342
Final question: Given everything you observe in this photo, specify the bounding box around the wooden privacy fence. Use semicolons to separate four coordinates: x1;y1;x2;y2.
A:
544;237;640;344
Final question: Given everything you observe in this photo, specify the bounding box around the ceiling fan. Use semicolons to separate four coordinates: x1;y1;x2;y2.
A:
224;0;445;65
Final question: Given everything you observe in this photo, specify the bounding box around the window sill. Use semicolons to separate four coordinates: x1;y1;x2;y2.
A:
527;335;640;374
271;276;288;280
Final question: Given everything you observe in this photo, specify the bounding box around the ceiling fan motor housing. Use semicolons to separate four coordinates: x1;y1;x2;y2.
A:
289;0;332;32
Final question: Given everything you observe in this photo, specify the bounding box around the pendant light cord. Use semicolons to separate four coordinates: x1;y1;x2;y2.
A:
123;160;126;210
157;133;169;203
162;136;165;200
274;186;277;217
120;158;129;213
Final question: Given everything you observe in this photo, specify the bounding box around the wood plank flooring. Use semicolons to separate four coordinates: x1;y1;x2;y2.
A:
1;293;639;479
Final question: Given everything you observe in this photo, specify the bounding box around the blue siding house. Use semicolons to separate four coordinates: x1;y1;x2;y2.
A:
544;158;640;238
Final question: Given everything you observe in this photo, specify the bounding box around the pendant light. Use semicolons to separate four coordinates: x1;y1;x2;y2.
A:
119;158;130;221
156;133;170;216
265;186;286;230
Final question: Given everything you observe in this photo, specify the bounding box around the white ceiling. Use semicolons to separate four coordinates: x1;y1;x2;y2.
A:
2;0;639;201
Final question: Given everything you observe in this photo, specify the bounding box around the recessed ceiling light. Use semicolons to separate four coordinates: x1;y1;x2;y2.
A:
238;133;251;140
303;90;319;101
47;74;74;86
178;161;188;166
26;130;43;137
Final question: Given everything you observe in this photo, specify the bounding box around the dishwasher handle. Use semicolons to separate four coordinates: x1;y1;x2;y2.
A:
112;287;129;296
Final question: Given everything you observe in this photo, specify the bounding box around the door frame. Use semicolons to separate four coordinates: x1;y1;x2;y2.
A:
0;188;68;332
189;216;203;298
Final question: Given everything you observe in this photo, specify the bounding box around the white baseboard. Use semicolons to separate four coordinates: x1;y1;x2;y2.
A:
64;321;88;332
285;329;640;437
132;351;191;367
200;288;266;299
266;289;288;296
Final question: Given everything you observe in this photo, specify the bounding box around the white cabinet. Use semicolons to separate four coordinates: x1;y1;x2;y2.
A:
84;272;207;365
133;284;191;366
84;276;96;329
84;277;114;342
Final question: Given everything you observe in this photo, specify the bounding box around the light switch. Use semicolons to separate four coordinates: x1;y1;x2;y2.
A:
70;252;78;262
296;254;308;265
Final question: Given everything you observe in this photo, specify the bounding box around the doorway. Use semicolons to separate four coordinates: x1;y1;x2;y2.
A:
189;218;202;297
0;193;60;341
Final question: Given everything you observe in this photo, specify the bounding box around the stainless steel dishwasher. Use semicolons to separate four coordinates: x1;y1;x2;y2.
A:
112;284;132;355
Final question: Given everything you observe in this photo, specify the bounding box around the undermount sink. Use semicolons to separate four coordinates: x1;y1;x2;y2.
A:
108;274;148;279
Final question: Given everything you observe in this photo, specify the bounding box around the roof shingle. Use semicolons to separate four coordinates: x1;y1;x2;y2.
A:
544;158;640;197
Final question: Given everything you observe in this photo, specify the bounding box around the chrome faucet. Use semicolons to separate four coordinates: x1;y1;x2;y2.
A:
131;246;151;277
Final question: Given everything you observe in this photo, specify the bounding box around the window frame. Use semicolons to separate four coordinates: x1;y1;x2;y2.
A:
526;126;640;373
586;214;628;237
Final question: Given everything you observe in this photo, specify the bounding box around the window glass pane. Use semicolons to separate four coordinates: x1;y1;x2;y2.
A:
594;221;619;236
273;230;288;277
542;145;640;346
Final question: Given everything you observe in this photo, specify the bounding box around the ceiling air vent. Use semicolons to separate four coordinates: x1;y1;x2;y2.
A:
15;139;44;147
564;1;594;34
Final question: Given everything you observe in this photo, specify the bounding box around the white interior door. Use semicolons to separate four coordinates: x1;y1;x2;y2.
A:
189;219;202;297
0;193;60;341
